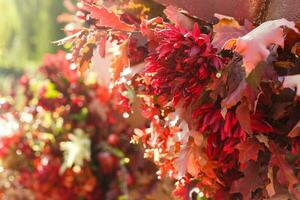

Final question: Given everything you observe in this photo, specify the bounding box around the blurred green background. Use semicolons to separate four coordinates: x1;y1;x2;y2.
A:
0;0;65;78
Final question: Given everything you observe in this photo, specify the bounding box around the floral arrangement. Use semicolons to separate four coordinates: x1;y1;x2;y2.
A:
0;51;173;200
58;0;300;199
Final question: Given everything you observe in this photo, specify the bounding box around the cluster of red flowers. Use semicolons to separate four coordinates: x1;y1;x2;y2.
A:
145;23;223;106
0;50;173;200
65;0;300;199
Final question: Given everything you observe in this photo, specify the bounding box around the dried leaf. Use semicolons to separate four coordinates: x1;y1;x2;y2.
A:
70;31;98;74
79;60;91;74
111;40;129;81
248;61;278;83
237;138;263;164
84;4;135;31
236;100;252;134
163;5;194;30
269;142;298;192
233;19;297;76
230;161;264;199
174;143;202;178
266;166;276;197
222;61;276;109
255;134;270;148
78;41;96;74
255;134;269;148
222;79;247;108
212;15;253;50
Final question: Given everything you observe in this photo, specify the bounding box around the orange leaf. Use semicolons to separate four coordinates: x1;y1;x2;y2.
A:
111;41;129;81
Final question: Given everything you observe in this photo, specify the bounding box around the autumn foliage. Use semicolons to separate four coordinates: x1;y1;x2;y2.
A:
1;0;300;199
57;0;300;199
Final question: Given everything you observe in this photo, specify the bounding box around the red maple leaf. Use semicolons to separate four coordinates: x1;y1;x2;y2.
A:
163;5;194;30
237;138;263;165
269;142;298;192
227;19;297;76
230;161;264;199
84;4;135;32
236;99;252;134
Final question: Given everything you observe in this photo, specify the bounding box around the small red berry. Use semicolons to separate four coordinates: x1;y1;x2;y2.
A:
107;134;120;146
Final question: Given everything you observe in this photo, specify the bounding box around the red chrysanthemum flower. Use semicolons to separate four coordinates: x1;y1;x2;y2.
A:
144;23;223;106
193;103;273;172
